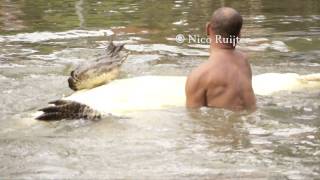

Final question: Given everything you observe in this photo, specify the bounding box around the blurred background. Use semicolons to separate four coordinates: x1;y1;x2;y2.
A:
0;0;320;179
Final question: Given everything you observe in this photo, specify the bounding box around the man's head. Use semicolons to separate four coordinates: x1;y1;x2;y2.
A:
207;7;243;41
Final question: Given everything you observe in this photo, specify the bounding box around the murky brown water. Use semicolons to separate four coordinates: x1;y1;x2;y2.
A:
0;0;320;179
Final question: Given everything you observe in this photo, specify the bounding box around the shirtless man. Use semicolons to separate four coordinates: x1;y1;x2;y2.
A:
185;7;256;111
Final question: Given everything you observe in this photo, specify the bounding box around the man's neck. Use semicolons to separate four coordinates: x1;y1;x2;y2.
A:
210;43;235;53
209;35;237;52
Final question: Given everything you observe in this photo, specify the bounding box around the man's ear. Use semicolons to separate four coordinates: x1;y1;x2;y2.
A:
206;22;211;36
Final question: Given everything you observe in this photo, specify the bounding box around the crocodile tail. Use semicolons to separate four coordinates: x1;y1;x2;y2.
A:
106;38;125;58
36;100;102;121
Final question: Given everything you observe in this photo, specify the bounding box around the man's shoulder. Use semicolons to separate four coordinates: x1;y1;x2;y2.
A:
187;61;215;87
188;64;207;82
234;49;248;60
233;50;250;69
190;64;225;89
233;49;252;78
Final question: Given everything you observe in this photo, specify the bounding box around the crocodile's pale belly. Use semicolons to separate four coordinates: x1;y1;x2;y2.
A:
63;73;320;116
65;76;187;115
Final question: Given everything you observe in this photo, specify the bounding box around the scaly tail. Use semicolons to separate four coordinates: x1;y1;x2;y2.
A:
106;37;125;58
36;100;101;121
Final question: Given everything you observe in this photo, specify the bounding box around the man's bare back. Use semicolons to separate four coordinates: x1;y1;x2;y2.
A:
185;7;256;111
186;49;256;111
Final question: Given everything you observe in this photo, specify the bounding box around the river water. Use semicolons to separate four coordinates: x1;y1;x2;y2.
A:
0;0;320;179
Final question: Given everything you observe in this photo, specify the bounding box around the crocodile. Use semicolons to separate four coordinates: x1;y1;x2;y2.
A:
36;73;320;121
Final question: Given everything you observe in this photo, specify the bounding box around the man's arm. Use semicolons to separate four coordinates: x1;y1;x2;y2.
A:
243;56;257;111
243;85;257;112
185;71;206;108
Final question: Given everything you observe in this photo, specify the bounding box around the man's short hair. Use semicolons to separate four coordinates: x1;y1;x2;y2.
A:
210;7;243;38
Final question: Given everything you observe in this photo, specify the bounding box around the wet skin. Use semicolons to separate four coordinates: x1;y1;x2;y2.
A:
186;48;256;111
